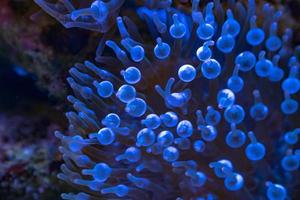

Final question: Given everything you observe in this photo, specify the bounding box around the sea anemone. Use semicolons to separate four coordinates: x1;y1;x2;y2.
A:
46;0;300;199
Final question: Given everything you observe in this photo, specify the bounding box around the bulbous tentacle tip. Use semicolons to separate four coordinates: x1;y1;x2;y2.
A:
54;131;64;139
34;0;124;32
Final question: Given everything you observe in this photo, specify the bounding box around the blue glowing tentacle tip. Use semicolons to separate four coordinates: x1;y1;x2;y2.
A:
200;125;218;142
266;22;282;52
185;169;207;187
223;167;244;191
141;114;161;129
196;109;218;142
201;59;221;79
125;98;147;117
176;120;193;138
269;55;284;82
226;123;246;148
102;113;120;128
156;78;191;108
163;146;179;162
209;159;233;178
217;24;236;53
227;64;244;93
281;92;299;115
82;162;111;182
245;131;266;161
178;64;197;83
217;89;235;109
195;3;215;40
205;106;221;126
255;51;273;77
284;128;300;145
94;127;116;145
224;104;245;124
247;16;265;46
250;90;269;121
121;66;142;84
136;128;155;147
193;140;206;152
223;9;240;37
95;80;114;98
116;146;141;163
169;13;187;39
101;184;129;197
281;65;300;95
235;51;256;72
158;130;174;147
196;40;214;61
71;1;109;23
266;182;287;200
116;84;136;103
281;149;300;171
154;37;171;59
160;111;179;127
121;38;145;62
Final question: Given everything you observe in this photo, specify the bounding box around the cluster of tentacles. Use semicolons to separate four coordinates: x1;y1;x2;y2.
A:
35;0;300;199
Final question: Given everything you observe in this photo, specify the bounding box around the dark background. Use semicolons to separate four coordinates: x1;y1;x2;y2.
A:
0;0;300;199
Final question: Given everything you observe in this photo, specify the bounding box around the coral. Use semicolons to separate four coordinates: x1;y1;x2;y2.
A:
0;60;67;199
0;142;60;200
0;0;66;97
35;0;300;199
0;113;64;200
